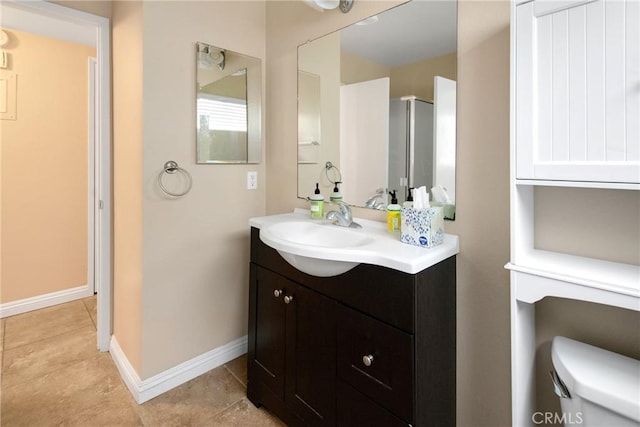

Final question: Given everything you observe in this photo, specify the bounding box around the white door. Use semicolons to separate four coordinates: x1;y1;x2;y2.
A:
340;78;390;205
434;76;457;202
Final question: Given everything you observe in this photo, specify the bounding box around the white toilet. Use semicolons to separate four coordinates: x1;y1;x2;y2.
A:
551;336;640;426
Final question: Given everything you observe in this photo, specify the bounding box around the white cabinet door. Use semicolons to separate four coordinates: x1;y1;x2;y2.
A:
515;0;639;185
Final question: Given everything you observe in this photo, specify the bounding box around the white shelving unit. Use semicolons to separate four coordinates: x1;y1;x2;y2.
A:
508;0;640;425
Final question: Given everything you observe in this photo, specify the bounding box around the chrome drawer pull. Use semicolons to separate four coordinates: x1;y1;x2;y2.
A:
362;354;375;367
274;289;284;298
284;295;295;304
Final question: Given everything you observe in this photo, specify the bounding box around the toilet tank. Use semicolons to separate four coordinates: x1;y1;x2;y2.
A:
551;336;640;426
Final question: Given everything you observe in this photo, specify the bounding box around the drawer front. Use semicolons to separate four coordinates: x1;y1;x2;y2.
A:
337;380;409;427
336;304;414;422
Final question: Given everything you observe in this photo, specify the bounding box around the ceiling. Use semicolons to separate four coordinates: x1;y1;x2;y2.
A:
0;4;96;47
340;0;457;68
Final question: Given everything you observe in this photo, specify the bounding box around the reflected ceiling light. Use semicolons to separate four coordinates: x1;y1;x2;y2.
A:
304;0;354;13
315;0;339;9
356;15;378;26
197;42;225;70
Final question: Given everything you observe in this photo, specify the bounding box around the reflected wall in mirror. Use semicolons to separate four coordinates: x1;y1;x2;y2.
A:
297;1;457;219
196;42;261;164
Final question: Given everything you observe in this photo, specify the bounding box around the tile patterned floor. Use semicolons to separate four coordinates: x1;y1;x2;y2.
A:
0;297;284;426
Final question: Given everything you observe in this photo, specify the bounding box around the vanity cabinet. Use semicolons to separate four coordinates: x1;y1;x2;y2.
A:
248;227;456;426
514;0;639;187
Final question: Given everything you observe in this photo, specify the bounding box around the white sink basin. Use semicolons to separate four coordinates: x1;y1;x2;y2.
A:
259;221;375;277
263;221;374;249
251;209;460;277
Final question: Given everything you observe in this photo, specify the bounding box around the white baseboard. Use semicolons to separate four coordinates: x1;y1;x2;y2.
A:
0;285;93;318
109;334;248;404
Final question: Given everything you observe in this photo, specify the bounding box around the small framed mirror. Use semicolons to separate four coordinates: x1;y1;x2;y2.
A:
196;42;261;164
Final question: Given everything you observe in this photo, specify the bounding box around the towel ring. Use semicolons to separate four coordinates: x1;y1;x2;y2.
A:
158;161;193;197
324;161;342;184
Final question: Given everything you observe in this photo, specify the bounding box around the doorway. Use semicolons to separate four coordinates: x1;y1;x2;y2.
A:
0;0;111;351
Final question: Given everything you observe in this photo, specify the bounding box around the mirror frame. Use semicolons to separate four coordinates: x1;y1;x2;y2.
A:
196;41;262;164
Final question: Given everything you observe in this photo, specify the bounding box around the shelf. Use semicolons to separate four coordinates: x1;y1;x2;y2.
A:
506;250;639;311
515;179;640;191
515;179;640;190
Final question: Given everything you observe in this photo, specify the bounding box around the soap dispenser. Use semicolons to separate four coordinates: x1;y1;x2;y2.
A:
387;190;401;232
310;183;324;219
403;187;414;208
330;182;343;203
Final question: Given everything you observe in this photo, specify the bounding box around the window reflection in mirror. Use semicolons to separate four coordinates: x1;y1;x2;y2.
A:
196;42;261;164
296;1;457;219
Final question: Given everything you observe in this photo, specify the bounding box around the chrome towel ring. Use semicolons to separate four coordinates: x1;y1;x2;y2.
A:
325;161;342;184
158;160;193;197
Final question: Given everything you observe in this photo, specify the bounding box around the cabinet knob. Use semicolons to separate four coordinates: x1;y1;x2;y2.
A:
274;289;284;298
284;295;294;304
362;354;375;367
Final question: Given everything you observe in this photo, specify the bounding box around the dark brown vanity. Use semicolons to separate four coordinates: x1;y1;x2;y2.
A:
247;227;456;426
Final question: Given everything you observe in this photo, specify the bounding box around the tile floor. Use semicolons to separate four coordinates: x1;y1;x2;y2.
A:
0;297;284;426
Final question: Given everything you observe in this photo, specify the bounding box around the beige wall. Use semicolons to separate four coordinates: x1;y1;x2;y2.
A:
390;52;457;101
1;29;94;303
341;49;456;109
535;187;640;265
341;50;391;85
448;2;512;424
112;0;267;379
112;0;144;376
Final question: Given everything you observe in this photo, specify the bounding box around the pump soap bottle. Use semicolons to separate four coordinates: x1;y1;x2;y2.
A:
310;183;324;219
403;187;414;208
387;190;401;232
330;182;343;203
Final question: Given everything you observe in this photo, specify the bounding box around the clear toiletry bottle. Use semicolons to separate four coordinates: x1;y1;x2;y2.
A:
310;183;324;219
330;182;343;203
387;190;401;232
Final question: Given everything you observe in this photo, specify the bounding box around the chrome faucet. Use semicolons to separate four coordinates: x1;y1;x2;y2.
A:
326;201;361;228
364;188;387;210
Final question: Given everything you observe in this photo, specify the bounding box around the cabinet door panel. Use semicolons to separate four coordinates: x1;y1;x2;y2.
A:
253;267;288;399
286;283;336;426
516;0;640;184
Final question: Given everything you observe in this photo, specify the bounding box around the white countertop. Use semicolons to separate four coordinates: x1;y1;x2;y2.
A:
250;209;459;275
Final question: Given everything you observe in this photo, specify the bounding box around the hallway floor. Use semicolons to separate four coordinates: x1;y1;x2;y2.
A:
0;297;283;426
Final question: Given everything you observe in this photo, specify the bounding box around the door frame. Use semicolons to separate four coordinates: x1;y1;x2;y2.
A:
4;0;112;351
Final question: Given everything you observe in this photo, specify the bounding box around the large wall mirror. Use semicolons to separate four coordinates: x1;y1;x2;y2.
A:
297;1;457;219
196;42;261;164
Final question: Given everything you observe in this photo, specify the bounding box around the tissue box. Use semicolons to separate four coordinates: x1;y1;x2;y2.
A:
401;207;444;248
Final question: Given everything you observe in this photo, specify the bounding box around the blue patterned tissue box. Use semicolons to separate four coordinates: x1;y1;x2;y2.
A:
400;207;444;248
